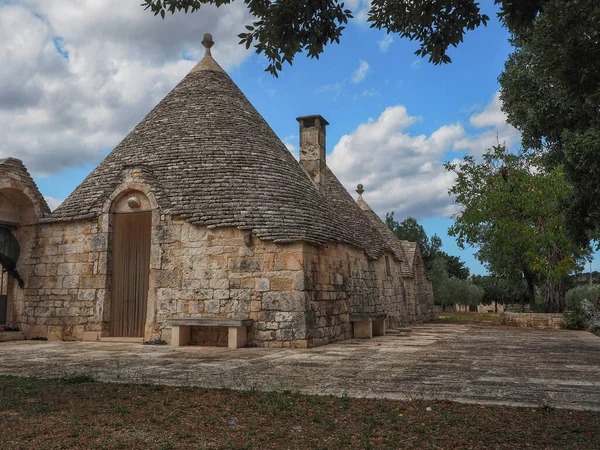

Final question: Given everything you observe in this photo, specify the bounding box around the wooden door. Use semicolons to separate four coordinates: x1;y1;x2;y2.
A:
0;270;7;325
110;211;151;337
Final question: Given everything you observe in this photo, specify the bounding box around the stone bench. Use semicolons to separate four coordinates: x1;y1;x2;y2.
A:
350;314;387;339
167;318;253;349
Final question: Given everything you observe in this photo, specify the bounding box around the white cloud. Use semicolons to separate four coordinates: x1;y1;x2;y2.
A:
44;196;63;211
327;92;520;220
377;34;393;52
410;59;422;71
316;81;345;94
345;0;371;24
0;1;252;176
283;135;298;159
351;60;370;83
353;89;380;100
454;92;521;154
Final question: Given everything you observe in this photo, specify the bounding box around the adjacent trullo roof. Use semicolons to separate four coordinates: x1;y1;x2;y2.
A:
356;191;413;277
0;158;50;216
49;34;408;261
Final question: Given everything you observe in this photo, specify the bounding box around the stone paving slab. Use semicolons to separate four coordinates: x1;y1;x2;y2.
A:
0;323;599;411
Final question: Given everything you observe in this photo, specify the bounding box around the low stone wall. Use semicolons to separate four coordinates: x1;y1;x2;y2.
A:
501;312;564;329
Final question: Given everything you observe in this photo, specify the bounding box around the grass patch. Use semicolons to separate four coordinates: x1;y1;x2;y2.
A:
436;311;504;324
0;375;598;449
62;373;96;384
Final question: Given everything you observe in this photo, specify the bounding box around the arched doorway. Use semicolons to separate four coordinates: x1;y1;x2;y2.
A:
109;193;152;337
0;194;21;326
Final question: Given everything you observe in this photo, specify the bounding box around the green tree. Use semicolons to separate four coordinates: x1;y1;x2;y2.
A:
499;0;600;246
471;275;528;307
445;145;589;312
385;214;442;272
430;257;484;310
438;251;470;279
142;0;556;75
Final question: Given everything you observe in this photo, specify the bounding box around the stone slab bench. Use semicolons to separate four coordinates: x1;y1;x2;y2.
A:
167;318;253;349
350;314;387;339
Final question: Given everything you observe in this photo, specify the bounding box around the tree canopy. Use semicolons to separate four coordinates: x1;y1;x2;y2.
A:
445;145;589;311
142;0;557;75
498;0;600;246
471;275;528;306
437;252;470;280
385;214;442;272
429;256;483;309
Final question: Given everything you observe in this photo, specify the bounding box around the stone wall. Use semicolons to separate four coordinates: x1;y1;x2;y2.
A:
478;303;505;313
18;214;309;347
501;312;564;329
304;242;410;347
6;164;434;347
155;219;308;348
15;211;434;346
17;219;107;341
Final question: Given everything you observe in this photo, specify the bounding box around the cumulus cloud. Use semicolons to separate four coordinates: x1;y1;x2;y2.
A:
327;92;520;220
351;60;370;83
0;1;252;176
454;92;521;154
345;0;371;23
283;135;299;159
44;196;63;211
377;34;393;52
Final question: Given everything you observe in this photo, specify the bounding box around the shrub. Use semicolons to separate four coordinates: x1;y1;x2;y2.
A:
564;298;600;331
565;285;600;309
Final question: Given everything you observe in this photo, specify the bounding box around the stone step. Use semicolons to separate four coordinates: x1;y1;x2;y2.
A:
99;337;144;344
0;331;26;342
387;328;413;335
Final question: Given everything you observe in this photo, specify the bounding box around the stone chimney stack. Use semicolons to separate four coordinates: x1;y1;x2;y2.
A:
297;115;329;193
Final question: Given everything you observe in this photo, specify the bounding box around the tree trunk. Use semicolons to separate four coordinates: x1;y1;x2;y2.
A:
543;277;565;312
523;269;536;305
543;244;566;312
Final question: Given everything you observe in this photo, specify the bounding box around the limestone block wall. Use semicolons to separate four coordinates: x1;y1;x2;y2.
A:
404;259;435;323
1;158;51;330
501;312;564;329
155;220;308;348
478;303;505;313
403;279;416;323
13;205;432;346
18;219;107;341
303;242;409;347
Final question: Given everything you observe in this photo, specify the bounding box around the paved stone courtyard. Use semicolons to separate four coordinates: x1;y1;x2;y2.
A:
0;323;599;411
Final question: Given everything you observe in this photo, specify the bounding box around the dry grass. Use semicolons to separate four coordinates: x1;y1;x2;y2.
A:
0;375;599;449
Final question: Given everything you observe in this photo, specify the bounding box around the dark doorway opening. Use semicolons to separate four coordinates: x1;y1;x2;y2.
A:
0;270;7;325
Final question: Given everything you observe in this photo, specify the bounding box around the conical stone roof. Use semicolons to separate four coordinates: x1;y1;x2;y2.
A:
49;36;362;249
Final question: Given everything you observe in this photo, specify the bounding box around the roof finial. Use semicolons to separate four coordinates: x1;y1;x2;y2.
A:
356;183;364;196
202;33;214;57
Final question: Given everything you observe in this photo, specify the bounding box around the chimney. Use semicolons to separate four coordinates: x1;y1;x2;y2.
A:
297;115;329;193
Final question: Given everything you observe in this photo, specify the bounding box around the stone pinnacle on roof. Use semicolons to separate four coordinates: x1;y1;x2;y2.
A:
356;183;364;197
191;32;224;73
202;33;214;56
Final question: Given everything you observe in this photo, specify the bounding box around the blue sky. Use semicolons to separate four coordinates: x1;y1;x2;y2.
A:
3;1;597;275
